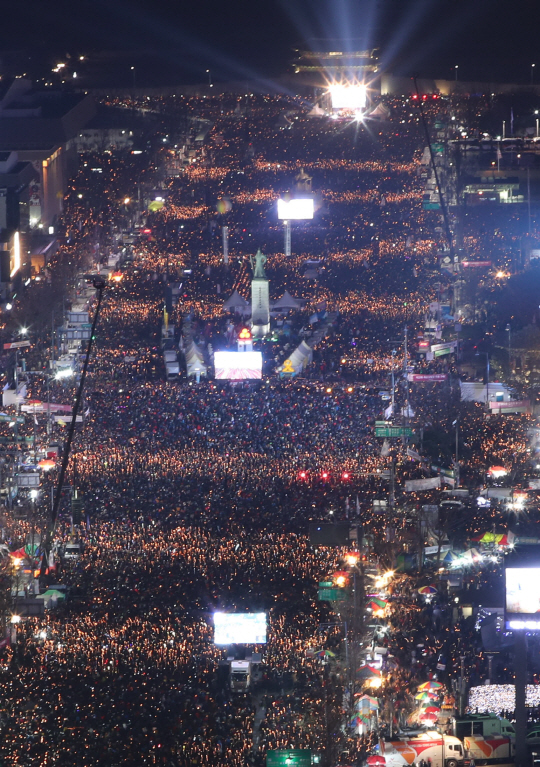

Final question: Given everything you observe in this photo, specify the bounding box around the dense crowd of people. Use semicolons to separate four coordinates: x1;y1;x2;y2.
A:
0;90;536;767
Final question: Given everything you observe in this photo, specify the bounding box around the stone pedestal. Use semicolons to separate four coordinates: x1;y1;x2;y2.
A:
251;278;270;337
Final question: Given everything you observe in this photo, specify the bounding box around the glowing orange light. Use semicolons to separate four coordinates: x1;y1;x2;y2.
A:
238;328;252;340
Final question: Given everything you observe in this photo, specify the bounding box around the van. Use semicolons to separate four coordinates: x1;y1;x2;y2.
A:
64;542;82;558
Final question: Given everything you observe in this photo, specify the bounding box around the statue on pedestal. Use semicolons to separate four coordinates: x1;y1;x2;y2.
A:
250;249;267;280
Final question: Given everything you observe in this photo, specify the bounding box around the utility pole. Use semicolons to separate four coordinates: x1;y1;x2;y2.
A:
453;419;460;488
40;276;106;580
403;326;410;442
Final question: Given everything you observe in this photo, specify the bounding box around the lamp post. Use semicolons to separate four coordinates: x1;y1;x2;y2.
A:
454;65;458;82
206;69;213;88
506;323;511;373
475;352;490;411
532;64;536;86
453;419;459;487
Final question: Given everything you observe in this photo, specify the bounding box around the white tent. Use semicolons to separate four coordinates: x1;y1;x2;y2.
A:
282;341;313;375
223;290;250;315
271;291;304;313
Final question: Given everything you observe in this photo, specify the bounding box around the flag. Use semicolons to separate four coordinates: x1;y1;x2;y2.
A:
407;447;423;462
496;147;502;160
384;403;393;420
380;439;391;457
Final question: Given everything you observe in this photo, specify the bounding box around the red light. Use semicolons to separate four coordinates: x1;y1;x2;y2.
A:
142;228;151;234
342;472;350;480
322;472;329;479
412;94;418;100
432;94;438;99
422;94;428;100
299;471;307;479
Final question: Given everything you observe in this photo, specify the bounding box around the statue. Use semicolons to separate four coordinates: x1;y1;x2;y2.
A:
250;249;267;280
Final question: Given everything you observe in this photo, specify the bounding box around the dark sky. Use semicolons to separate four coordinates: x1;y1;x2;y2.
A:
1;0;540;86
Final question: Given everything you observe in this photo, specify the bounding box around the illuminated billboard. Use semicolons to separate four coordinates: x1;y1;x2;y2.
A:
506;567;540;628
214;351;262;380
328;83;367;111
277;198;314;220
213;612;267;644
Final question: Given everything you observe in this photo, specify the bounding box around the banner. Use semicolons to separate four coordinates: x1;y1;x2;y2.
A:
489;399;530;412
404;477;441;492
21;402;72;414
461;261;492;268
406;447;424;462
408;374;448;382
3;341;30;350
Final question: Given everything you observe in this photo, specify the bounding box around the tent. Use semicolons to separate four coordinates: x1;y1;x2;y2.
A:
36;589;66;607
223;290;250;315
279;341;313;376
357;665;381;680
471;531;514;546
271;291;304;313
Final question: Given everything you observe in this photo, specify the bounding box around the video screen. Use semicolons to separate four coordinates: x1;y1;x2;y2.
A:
213;612;267;644
328;83;367;111
506;568;540;614
277;198;314;220
214;351;262;380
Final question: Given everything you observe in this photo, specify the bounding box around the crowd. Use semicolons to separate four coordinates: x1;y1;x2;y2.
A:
0;88;536;767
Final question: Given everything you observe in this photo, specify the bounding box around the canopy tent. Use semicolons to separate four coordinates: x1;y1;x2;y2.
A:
182;319;207;378
442;550;460;564
279;340;313;376
223;290;250;315
357;665;381;680
271;291;304;313
356;694;379;710
418;681;443;691
471;531;515;546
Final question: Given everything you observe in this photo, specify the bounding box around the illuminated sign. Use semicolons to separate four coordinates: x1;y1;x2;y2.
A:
214;351;262;380
328;83;367;111
277;198;314;220
238;328;252;340
10;231;20;278
213;612;267;644
506;567;540;616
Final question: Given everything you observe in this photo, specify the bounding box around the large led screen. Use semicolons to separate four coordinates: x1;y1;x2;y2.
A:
213;612;267;644
277;198;314;220
328;83;367;111
506;567;540;624
214;351;262;380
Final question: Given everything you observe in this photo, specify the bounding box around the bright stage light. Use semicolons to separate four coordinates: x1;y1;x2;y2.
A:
328;83;367;112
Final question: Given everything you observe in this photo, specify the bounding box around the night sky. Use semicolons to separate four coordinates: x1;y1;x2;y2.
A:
1;0;540;87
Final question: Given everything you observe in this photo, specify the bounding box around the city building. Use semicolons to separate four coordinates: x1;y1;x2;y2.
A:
0;79;96;229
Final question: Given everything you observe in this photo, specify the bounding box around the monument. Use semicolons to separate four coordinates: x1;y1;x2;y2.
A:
250;249;270;337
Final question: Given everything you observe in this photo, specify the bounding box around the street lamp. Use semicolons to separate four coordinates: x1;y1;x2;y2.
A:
206;69;213;88
454;65;459;81
453;419;459;487
506;323;512;372
475;351;490;411
532;64;536;86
